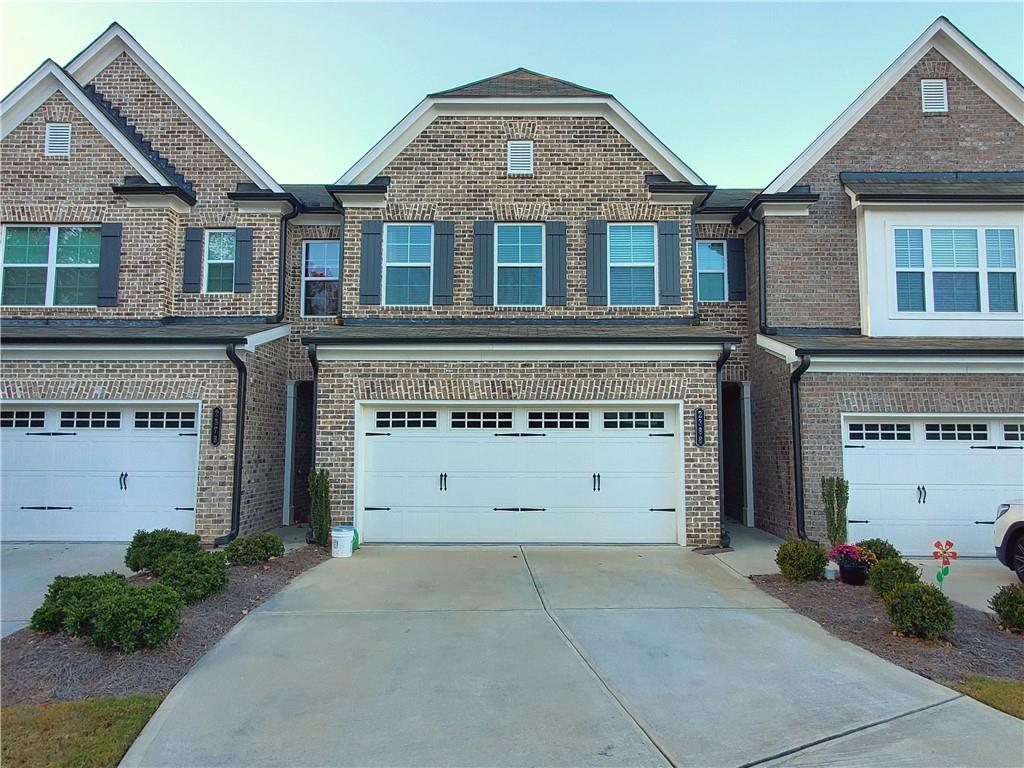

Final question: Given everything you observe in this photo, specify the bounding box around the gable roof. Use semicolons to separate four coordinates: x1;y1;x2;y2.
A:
763;17;1024;195
65;23;283;192
430;68;611;99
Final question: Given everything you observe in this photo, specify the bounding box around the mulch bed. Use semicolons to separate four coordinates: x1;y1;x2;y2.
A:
753;574;1022;688
1;545;329;706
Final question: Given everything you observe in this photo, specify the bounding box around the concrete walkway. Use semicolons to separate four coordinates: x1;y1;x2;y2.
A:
123;545;1022;768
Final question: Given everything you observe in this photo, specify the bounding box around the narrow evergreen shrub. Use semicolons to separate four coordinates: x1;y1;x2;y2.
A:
821;477;848;548
868;558;921;599
309;469;332;548
989;584;1024;632
224;532;285;566
91;583;183;652
857;538;901;563
153;550;229;604
884;583;955;640
125;529;202;572
30;573;128;635
776;539;827;582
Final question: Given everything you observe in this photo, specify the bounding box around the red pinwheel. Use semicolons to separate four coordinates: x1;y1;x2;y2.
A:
932;539;958;566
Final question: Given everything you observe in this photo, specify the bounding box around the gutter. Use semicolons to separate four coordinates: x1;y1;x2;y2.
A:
305;343;319;545
789;353;812;540
715;343;734;546
216;343;247;547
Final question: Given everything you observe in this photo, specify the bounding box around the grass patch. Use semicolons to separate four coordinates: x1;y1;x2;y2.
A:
956;676;1024;720
0;695;162;768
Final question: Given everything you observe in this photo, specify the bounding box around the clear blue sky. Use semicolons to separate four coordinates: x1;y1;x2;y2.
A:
2;2;1021;188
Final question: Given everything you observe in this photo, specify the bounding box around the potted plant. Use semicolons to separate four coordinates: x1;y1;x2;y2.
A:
828;544;876;586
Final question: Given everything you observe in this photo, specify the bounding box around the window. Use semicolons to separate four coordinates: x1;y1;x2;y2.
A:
920;79;948;113
302;241;340;317
1;225;100;306
1004;424;1024;441
894;228;925;311
383;224;432;306
134;411;197;429
847;422;912;441
608;224;656;306
375;410;437;428
696;241;727;302
44;123;72;156
604;411;666;429
506;140;534;174
451;411;513;429
924;423;988;442
0;410;45;428
985;229;1018;312
204;230;236;293
527;411;589;429
60;410;121;429
495;224;543;306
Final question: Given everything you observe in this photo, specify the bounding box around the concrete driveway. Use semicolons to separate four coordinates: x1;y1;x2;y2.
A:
124;546;1021;768
1;542;130;637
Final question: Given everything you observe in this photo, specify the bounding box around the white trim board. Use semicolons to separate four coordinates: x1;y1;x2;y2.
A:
313;342;727;363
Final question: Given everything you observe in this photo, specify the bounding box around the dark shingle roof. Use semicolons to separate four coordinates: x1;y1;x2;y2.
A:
430;68;611;99
773;335;1024;356
282;184;335;210
702;189;761;211
839;172;1024;202
1;321;286;344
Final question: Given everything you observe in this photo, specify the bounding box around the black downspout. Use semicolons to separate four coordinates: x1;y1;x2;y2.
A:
216;343;247;546
271;201;301;324
305;343;319;544
715;343;734;546
790;353;812;540
750;209;769;334
335;207;344;324
691;213;700;324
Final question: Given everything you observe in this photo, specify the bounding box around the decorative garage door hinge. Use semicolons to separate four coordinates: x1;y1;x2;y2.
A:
648;508;676;512
25;431;76;437
364;506;391;511
494;432;547;437
365;432;392;436
20;505;73;510
493;507;547;512
648;432;674;437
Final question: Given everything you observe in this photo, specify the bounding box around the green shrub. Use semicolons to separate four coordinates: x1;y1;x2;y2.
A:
884;583;955;640
989;584;1024;632
857;538;901;563
91;583;182;652
153;550;228;604
821;477;849;548
776;539;827;582
868;558;921;599
309;469;332;548
224;532;285;566
30;573;128;635
125;529;202;573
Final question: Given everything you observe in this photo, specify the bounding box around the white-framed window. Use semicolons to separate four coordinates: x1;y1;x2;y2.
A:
1004;424;1024;441
608;223;657;306
924;422;988;442
44;123;72;156
506;140;534;175
301;240;340;317
604;411;666;429
60;410;121;429
375;410;437;429
847;422;912;441
696;240;728;302
527;411;590;429
920;79;948;113
204;229;236;294
451;411;513;429
1;224;101;307
382;223;432;306
495;224;544;307
0;410;45;428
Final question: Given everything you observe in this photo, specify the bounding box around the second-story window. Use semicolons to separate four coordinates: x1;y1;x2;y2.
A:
696;241;728;302
302;241;341;317
495;224;544;306
383;223;432;306
204;230;236;294
1;225;100;307
608;223;657;306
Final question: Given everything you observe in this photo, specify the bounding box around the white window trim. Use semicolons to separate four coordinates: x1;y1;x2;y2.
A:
493;223;546;308
300;239;341;318
0;224;100;308
381;223;433;307
203;229;236;295
607;222;659;308
696;239;729;303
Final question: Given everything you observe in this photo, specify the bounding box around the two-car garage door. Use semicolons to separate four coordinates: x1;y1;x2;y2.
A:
1;404;199;541
360;405;681;543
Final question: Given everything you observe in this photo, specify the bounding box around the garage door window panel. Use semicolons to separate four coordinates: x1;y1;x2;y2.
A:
1;410;45;428
60;410;121;429
495;224;544;307
924;423;988;442
375;410;437;429
1002;424;1023;442
134;411;197;429
527;411;590;429
847;422;912;441
383;224;432;306
604;411;666;429
451;411;513;429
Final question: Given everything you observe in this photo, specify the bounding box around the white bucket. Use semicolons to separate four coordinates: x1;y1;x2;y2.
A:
331;526;354;558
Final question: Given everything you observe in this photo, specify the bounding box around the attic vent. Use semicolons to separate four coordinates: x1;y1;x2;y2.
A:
920;79;948;113
44;122;72;156
507;140;534;175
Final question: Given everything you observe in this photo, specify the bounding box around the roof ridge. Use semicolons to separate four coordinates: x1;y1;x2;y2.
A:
429;67;611;99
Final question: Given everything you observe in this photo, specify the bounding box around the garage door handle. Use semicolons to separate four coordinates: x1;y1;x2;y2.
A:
974;520;995;525
20;506;73;510
596;473;601;491
916;485;922;504
922;486;926;504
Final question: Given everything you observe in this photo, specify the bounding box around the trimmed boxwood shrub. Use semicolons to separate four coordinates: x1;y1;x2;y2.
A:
989;584;1024;632
224;532;285;566
868;558;921;600
153;550;229;604
30;572;128;635
776;539;827;582
125;529;202;573
91;582;182;652
856;538;901;564
884;583;955;640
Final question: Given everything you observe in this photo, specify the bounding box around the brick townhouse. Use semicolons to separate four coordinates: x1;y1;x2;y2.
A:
1;18;1021;556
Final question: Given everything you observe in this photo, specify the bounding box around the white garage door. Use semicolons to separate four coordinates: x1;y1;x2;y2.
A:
844;416;1024;557
361;405;681;543
1;404;200;541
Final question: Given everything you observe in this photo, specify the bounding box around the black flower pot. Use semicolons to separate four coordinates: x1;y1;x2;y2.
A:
839;563;869;586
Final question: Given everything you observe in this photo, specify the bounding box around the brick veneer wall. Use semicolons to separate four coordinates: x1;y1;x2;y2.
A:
314;359;722;546
749;349;797;539
284;222;341;380
696;222;750;381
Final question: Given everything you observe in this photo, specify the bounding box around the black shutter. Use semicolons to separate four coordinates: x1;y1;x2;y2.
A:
545;221;567;306
727;238;747;300
96;222;122;307
233;227;253;293
359;219;383;305
432;221;455;305
182;227;203;293
586;220;607;305
472;220;494;306
657;220;681;306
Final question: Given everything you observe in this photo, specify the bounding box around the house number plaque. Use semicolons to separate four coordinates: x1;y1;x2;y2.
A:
211;407;222;446
694;408;706;447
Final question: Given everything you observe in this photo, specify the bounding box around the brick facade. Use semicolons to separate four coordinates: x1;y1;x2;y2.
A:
284;222;340;380
696;222;750;382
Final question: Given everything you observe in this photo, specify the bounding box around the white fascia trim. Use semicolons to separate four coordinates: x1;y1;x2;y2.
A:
2;344;229;361
763;18;1024;195
0;61;168;185
315;342;725;363
756;201;813;218
695;213;736;224
847;195;1024;211
66;24;283;193
337;96;705;185
332;192;387;209
650;193;705;206
756;334;801;364
243;323;291;350
293;213;339;227
233;200;292;215
123;194;192;214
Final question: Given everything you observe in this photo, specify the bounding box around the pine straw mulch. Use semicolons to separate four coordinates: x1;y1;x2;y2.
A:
1;545;329;706
752;574;1022;688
